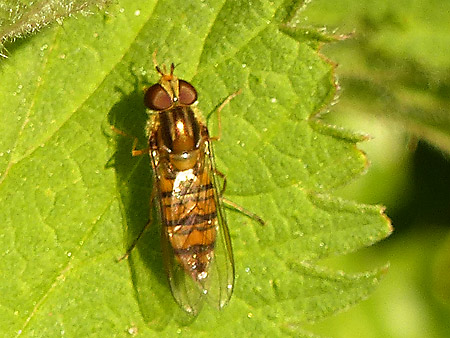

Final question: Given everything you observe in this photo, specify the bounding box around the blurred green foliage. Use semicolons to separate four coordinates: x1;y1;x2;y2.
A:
302;0;450;337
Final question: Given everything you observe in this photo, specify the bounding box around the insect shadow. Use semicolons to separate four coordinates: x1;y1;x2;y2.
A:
106;80;192;327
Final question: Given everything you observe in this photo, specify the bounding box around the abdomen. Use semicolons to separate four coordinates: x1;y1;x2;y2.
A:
159;167;218;281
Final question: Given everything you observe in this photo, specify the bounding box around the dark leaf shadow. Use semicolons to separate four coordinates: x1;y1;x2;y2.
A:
106;76;180;328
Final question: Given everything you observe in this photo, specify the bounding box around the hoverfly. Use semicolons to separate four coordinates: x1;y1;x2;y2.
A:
119;57;248;315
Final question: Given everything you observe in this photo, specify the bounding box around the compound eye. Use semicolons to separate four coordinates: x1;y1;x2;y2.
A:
178;80;197;105
144;84;172;110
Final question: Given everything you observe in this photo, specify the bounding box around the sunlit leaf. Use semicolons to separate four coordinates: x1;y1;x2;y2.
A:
0;1;391;336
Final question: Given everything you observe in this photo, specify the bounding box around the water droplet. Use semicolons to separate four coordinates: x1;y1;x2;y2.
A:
127;326;138;335
134;9;140;16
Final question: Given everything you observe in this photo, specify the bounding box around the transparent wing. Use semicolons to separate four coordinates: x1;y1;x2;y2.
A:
201;139;235;309
160;223;205;315
153;139;234;315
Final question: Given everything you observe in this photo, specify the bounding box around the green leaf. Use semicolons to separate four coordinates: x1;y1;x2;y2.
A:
302;0;450;154
0;0;391;336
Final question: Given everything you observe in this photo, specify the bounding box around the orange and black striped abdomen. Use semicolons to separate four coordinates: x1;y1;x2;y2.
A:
159;168;218;280
150;105;218;281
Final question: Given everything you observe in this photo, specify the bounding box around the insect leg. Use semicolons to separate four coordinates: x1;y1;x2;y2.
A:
110;126;150;156
209;89;242;141
117;219;151;262
222;197;265;226
214;169;265;226
214;169;227;197
117;186;156;262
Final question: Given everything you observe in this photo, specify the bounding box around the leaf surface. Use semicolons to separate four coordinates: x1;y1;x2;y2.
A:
0;1;391;336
